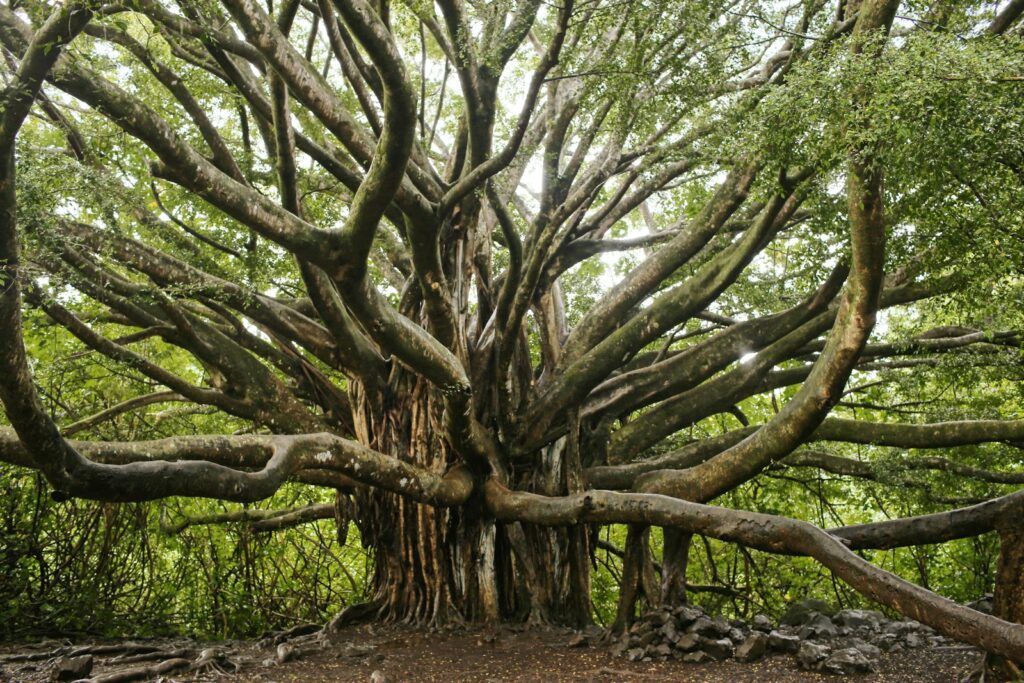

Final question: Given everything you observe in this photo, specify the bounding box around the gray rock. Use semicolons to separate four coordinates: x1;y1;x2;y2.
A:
369;671;393;683
884;620;919;636
968;594;993;615
903;632;927;649
735;632;769;662
752;614;774;632
342;643;377;658
50;655;93;682
659;620;679;642
682;650;710;663
711;615;732;636
610;638;630;657
833;609;884;630
651;643;673;659
633;631;658;648
626;647;645;662
768;630;801;654
728;627;747;644
687;616;715;635
872;633;901;651
821;647;874;675
781;598;836;626
699;637;734;661
276;643;298;664
644;608;672;626
688;616;730;638
674;633;701;652
798;613;839;640
796;641;831;670
845;638;881;659
673;605;705;625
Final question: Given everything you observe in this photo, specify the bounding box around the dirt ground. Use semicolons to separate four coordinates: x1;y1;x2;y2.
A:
1;624;985;683
253;625;981;683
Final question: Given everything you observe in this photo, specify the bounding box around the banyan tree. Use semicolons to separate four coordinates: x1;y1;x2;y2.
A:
1;0;1023;667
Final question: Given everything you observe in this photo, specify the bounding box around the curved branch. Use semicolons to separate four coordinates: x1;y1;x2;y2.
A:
329;0;417;270
438;0;572;215
831;490;1024;550
0;428;472;505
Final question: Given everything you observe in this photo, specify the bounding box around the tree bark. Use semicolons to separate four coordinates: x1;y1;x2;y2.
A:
660;529;692;606
991;522;1024;673
353;377;590;626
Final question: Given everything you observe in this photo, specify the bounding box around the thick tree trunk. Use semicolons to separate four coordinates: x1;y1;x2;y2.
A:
350;375;498;624
351;377;590;626
507;434;592;625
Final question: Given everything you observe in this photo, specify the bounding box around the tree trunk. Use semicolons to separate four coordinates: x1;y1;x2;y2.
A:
612;525;661;632
991;523;1024;673
660;529;692;606
507;436;592;625
351;376;590;626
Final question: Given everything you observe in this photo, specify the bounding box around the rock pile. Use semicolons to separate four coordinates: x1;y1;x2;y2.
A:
610;599;953;675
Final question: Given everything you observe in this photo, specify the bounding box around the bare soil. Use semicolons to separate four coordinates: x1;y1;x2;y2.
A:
0;624;984;683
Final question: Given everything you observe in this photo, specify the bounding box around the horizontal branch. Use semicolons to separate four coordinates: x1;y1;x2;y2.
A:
0;428;472;505
785;449;1024;485
813;417;1024;448
251;503;335;531
590;415;1024;491
160;502;335;534
831;490;1024;550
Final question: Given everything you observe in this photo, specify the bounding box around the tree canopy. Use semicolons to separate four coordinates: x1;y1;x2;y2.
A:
1;0;1024;664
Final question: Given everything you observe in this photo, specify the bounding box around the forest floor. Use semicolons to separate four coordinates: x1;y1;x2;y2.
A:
0;623;985;683
256;623;982;683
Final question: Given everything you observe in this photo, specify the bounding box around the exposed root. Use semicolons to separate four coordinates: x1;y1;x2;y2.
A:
585;666;661;679
960;652;1024;683
105;648;194;665
0;639;257;683
86;657;191;683
326;600;382;632
264;622;321;646
0;643;164;663
191;647;240;675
